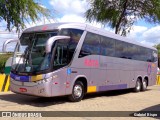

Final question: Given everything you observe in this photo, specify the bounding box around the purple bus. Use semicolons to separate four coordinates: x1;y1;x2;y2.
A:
10;23;157;102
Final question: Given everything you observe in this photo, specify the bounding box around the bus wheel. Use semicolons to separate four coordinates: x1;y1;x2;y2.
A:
68;81;84;102
141;79;147;91
134;79;141;92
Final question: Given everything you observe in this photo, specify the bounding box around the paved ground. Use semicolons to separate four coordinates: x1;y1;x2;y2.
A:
0;85;159;120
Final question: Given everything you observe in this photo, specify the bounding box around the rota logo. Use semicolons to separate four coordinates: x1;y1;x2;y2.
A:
84;59;99;67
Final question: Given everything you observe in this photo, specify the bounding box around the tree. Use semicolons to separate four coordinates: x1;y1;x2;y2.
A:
0;0;51;32
86;0;160;36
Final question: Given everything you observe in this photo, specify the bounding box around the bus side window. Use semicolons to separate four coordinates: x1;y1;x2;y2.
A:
79;32;100;58
101;36;115;57
115;41;128;59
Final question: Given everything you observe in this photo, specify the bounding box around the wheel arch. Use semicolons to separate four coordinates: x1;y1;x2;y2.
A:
71;75;88;94
143;76;149;86
136;76;143;83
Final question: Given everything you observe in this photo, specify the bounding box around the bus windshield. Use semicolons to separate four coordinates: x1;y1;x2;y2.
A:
11;29;84;74
12;32;57;74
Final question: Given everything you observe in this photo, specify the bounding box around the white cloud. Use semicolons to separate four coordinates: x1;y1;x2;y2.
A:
127;25;148;41
49;0;88;16
127;25;160;47
49;0;89;24
132;26;148;33
58;14;85;23
142;26;160;43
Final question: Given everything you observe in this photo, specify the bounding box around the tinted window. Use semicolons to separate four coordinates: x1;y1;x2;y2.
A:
79;32;100;58
78;32;156;62
20;33;34;46
139;47;150;61
53;39;70;69
125;43;156;62
59;29;84;60
115;41;128;59
20;32;58;46
101;36;115;57
127;44;138;59
59;28;83;43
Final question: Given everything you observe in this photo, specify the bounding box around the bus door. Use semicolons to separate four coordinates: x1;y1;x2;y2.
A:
51;38;70;96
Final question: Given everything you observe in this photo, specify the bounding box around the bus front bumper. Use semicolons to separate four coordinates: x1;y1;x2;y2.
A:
10;78;52;97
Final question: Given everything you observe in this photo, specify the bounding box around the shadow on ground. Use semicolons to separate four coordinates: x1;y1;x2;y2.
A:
84;88;151;100
0;88;152;107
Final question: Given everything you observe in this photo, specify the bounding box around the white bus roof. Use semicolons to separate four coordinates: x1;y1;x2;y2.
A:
23;22;156;50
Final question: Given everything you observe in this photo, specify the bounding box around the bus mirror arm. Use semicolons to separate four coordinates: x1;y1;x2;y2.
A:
2;39;19;52
45;36;70;53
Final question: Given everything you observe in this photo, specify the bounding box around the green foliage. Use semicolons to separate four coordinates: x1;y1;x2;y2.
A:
154;44;160;54
86;0;160;36
0;0;51;32
0;53;12;73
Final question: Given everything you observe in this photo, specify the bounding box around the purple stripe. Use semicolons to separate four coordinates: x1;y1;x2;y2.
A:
99;84;127;91
10;73;16;79
19;76;30;82
10;72;29;82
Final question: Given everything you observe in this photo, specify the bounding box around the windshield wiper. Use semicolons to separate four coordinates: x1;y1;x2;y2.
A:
14;53;25;73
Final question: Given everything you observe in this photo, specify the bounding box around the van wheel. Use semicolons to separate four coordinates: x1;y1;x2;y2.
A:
68;81;84;102
134;79;141;92
141;79;147;91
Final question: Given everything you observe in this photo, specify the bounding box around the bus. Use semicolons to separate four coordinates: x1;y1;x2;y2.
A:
10;23;157;102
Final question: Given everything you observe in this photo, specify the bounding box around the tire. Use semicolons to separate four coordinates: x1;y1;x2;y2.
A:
68;81;85;102
141;79;147;91
134;79;141;92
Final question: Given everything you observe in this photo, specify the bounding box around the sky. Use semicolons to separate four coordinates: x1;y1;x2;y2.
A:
0;0;160;52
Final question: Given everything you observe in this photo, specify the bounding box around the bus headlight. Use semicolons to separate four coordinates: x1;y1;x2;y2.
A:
36;77;52;84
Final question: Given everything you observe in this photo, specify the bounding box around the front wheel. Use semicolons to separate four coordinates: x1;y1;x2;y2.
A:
68;81;85;102
134;79;141;92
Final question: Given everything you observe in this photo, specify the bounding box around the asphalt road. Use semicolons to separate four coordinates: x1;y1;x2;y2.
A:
0;85;159;120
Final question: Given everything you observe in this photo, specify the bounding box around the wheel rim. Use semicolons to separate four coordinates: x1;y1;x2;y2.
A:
143;81;147;89
136;81;141;91
73;85;82;98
